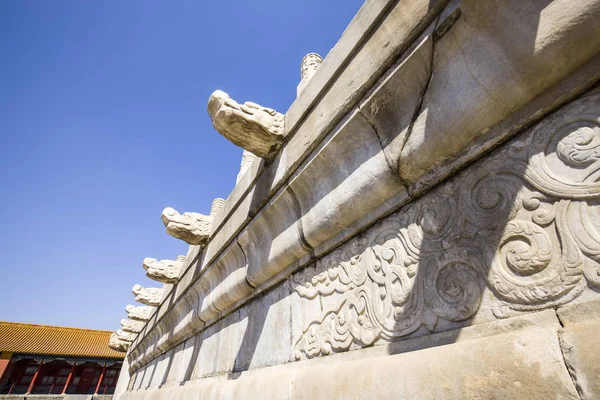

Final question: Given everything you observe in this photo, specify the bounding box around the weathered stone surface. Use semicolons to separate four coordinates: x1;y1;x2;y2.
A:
208;90;284;160
558;298;600;326
558;299;600;399
119;311;579;400
287;109;408;254
132;284;164;307
126;304;156;322
161;207;212;245
258;0;449;210
117;329;138;343
291;86;600;358
292;322;578;400
191;280;291;379
560;321;600;400
118;1;600;398
109;332;130;352
209;198;225;228
236;150;257;184
197;241;252;324
143;256;185;284
239;189;310;287
359;23;434;173
297;53;322;96
398;0;600;183
121;319;146;334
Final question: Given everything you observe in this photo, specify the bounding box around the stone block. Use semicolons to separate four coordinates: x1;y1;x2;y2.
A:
250;0;448;214
558;299;600;399
197;241;253;323
239;189;310;287
291;323;578;400
201;184;256;270
399;0;600;183
191;281;291;379
287;109;408;254
359;23;434;172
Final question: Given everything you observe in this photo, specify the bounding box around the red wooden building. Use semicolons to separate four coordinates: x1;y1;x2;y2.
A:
0;321;124;396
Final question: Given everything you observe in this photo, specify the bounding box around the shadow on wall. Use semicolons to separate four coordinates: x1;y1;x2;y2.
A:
281;0;600;367
292;84;600;361
128;0;600;389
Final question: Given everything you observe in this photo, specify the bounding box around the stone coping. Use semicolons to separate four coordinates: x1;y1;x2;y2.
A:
125;0;600;371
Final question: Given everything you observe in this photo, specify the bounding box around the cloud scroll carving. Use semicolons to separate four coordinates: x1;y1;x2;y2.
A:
292;91;600;359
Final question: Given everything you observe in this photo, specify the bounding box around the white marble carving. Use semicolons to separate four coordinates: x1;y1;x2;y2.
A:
292;90;600;359
297;53;323;96
121;319;145;334
210;198;225;234
126;304;156;321
143;256;185;284
237;150;257;184
132;284;164;307
117;329;138;342
161;207;212;245
207;90;284;160
108;332;130;352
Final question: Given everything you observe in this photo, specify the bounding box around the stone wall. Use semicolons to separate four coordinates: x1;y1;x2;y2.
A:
115;0;600;398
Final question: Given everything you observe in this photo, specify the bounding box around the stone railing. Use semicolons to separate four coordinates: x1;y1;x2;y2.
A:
117;0;600;398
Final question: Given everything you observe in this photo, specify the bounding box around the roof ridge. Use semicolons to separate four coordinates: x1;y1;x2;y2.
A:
0;320;113;334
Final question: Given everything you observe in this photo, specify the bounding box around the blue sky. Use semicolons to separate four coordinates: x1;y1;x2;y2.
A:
0;1;364;330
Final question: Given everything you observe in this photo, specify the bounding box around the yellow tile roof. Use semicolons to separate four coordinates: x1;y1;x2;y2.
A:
0;321;124;359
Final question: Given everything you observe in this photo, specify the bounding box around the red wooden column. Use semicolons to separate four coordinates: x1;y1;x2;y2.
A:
26;360;43;394
94;365;106;395
61;363;77;394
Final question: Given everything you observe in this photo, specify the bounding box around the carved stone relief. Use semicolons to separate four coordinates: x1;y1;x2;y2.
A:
132;284;164;307
292;89;600;360
161;207;213;246
117;329;138;342
207;90;285;160
143;256;185;284
109;332;130;352
121;319;146;334
236;150;257;184
126;305;156;321
297;53;323;96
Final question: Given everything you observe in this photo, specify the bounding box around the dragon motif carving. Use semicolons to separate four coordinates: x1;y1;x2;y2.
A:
132;284;164;307
207;90;284;160
143;255;185;284
126;305;156;322
116;329;138;342
108;332;130;353
161;207;213;246
121;319;145;334
293;91;600;359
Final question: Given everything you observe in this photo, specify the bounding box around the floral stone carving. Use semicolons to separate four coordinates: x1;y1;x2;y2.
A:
207;90;284;160
292;90;600;360
143;256;185;284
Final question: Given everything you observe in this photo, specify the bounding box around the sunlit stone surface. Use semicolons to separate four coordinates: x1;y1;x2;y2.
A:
115;0;600;398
